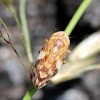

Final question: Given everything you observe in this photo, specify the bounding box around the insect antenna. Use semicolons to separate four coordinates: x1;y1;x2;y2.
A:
69;36;77;39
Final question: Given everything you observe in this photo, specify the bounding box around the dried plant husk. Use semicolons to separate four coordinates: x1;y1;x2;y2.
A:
51;57;100;84
68;31;100;62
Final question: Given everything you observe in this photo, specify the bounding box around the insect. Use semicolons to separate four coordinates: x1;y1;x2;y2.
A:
32;31;71;88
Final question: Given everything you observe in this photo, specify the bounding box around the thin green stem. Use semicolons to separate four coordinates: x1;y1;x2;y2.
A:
8;5;22;33
0;20;31;73
0;18;11;41
19;0;34;70
23;85;38;100
64;0;92;36
5;38;31;73
8;5;34;71
19;0;38;99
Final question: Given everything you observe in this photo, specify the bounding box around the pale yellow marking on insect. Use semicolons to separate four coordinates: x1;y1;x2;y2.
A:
48;68;53;75
37;50;45;59
56;60;62;70
40;65;43;69
40;71;47;78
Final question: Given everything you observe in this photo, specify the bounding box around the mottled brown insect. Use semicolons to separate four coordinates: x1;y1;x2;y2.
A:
32;31;70;88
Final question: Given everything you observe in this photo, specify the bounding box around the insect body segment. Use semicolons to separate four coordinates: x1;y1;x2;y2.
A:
32;31;70;88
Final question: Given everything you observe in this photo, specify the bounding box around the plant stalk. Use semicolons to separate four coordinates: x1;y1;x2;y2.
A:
0;19;31;73
8;5;34;71
23;85;38;100
19;0;34;71
64;0;92;36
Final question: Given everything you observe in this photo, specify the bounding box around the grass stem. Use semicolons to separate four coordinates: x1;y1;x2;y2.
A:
64;0;92;36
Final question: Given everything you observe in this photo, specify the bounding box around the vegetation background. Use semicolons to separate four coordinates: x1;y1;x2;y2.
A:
0;0;100;100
